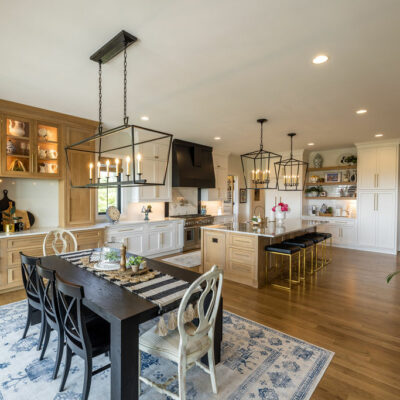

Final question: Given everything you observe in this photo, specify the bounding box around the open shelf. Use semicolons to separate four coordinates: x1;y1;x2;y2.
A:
7;154;29;159
308;165;356;172
7;135;30;141
305;181;357;186
304;196;356;200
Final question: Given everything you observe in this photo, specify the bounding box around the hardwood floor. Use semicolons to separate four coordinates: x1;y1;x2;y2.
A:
2;247;399;399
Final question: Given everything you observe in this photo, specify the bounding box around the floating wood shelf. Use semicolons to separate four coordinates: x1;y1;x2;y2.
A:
305;181;357;186
308;165;357;172
304;196;356;200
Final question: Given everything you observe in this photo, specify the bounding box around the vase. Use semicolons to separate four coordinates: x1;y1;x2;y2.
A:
275;211;286;225
313;153;323;168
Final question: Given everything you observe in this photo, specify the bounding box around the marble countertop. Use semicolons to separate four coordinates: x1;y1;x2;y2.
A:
0;218;183;239
201;218;324;238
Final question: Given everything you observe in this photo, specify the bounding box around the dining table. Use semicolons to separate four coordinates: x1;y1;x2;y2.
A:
41;251;223;400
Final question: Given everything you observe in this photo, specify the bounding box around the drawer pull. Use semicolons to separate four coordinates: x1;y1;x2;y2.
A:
212;238;218;243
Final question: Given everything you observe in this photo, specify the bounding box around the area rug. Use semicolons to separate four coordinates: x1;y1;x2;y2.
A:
162;250;201;268
0;301;333;399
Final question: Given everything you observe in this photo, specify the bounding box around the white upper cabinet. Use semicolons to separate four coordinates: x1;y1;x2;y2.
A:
201;152;228;201
357;143;398;190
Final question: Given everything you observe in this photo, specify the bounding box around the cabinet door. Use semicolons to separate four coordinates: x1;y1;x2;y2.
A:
155;161;171;201
203;230;226;272
139;158;157;200
337;224;356;246
376;192;396;250
376;146;397;190
318;224;340;245
357;192;376;247
127;234;146;256
357;148;377;189
176;221;184;249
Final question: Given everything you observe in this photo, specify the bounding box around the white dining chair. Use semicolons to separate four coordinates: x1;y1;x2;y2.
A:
43;228;78;256
139;265;223;400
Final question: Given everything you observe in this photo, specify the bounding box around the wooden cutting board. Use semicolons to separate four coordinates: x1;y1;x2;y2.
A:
14;210;31;229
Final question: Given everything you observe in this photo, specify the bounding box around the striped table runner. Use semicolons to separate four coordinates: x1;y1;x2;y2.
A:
59;249;196;312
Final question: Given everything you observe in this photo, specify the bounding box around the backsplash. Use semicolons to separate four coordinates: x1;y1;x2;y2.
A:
122;202;165;221
168;188;198;216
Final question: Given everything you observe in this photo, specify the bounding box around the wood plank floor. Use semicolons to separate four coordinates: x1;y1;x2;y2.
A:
1;247;399;399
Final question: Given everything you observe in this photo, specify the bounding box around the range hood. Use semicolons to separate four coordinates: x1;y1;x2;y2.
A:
172;139;216;188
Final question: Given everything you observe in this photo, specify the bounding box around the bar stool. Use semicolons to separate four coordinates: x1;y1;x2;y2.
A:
300;233;326;271
283;237;314;278
265;243;302;291
316;232;333;264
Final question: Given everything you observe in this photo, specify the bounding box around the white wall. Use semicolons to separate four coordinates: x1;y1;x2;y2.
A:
228;154;249;222
0;178;59;227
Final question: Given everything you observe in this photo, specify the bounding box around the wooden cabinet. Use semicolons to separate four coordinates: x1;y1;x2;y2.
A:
357;191;397;253
0;228;104;293
201;229;260;288
357;144;398;190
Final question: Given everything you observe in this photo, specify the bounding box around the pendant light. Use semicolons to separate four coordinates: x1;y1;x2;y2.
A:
274;133;308;191
65;30;173;189
240;119;282;190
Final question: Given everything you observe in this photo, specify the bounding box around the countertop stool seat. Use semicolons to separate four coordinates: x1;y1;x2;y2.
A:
265;243;302;291
299;233;326;271
283;237;314;278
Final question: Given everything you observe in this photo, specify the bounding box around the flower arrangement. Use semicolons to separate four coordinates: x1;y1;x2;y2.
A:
272;202;289;212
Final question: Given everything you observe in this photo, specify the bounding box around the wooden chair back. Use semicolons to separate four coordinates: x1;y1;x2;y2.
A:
178;265;223;345
43;228;78;256
55;273;90;357
20;252;41;306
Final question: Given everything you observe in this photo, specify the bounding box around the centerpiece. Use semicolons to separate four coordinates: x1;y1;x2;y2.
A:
272;202;289;225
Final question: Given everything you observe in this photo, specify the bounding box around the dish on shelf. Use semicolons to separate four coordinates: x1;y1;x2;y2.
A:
9;159;26;172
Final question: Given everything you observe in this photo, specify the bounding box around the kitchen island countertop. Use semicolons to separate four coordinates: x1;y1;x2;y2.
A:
201;219;324;238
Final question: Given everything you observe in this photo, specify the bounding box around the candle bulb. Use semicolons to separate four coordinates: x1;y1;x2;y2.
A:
251;170;255;181
97;161;101;179
89;163;93;180
115;158;119;176
126;156;131;177
136;153;142;175
106;159;110;178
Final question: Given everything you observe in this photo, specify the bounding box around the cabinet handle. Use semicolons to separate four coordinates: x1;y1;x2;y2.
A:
376;194;378;211
376;174;379;188
212;238;218;243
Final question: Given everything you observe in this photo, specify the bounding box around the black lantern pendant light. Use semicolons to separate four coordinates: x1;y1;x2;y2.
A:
274;133;309;191
240;119;282;190
65;31;173;189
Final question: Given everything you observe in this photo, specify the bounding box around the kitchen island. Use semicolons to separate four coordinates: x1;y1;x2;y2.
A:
201;219;323;288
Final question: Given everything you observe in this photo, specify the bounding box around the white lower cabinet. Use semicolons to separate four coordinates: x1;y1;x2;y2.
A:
357;190;397;253
316;220;356;247
106;219;184;257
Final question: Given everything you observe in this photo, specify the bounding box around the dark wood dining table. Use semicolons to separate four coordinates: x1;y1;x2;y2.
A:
41;253;223;400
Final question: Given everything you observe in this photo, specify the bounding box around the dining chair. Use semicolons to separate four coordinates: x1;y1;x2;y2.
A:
43;228;78;256
36;264;64;380
56;273;110;400
139;265;224;400
20;252;46;351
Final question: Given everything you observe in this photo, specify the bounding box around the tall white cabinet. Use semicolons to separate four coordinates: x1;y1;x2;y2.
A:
356;141;399;254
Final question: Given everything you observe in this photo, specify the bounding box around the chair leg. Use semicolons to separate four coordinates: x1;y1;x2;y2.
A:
82;356;93;400
22;304;32;340
39;323;50;361
178;356;187;400
52;330;64;380
37;309;46;351
60;346;72;392
207;346;218;394
138;350;141;396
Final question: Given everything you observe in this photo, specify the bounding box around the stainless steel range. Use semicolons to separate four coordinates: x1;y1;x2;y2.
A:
171;214;214;251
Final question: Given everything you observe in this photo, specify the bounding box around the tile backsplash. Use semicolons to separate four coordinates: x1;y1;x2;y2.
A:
168;188;198;216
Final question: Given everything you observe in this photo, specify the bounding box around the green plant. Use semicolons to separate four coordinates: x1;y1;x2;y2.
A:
305;186;322;194
105;250;120;262
387;270;400;283
127;256;143;267
342;155;357;164
327;207;333;214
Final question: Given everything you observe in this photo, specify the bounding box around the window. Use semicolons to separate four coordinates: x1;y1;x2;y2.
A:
97;169;121;215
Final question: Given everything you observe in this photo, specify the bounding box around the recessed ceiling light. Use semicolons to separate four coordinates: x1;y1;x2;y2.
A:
140;116;149;121
375;133;384;137
307;142;315;146
356;109;367;114
214;136;221;141
312;55;329;64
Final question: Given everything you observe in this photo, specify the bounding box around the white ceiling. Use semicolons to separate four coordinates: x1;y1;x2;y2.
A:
1;0;400;154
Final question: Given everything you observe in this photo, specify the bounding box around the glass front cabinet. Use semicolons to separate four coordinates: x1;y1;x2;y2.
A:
1;114;61;179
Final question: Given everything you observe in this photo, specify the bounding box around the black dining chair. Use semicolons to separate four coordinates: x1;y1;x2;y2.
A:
20;252;45;351
36;264;64;380
56;273;111;400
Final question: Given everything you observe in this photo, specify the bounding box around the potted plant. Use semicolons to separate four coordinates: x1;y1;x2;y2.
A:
340;155;357;165
272;202;289;225
127;255;144;273
305;186;322;197
387;271;399;283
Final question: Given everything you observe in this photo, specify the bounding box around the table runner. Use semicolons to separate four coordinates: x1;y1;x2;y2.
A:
59;249;197;313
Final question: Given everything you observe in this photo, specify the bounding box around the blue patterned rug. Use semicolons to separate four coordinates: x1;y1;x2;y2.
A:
0;301;333;399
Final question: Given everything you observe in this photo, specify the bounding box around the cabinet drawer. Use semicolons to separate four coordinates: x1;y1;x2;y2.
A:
74;229;103;240
228;233;257;250
7;235;45;250
228;247;256;265
7;267;22;286
8;247;44;266
149;222;172;231
109;225;145;235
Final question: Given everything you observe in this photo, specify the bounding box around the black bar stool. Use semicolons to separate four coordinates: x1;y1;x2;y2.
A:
299;233;326;271
316;232;333;264
282;237;314;278
265;243;302;290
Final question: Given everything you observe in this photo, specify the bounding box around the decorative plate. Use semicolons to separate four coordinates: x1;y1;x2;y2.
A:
106;206;120;223
94;261;120;271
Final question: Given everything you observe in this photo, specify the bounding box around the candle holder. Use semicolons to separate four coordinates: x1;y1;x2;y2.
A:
126;174;130;182
136;172;147;184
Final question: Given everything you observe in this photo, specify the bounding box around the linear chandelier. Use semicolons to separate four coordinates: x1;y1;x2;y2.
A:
274;133;308;191
65;30;173;189
240;119;282;190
